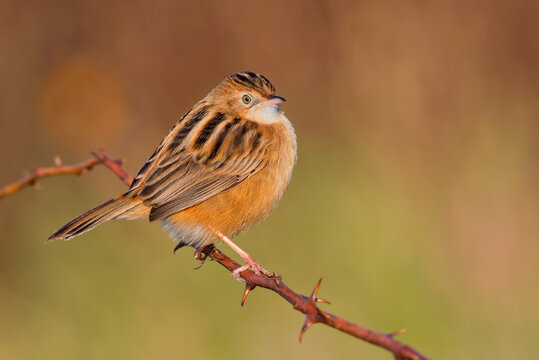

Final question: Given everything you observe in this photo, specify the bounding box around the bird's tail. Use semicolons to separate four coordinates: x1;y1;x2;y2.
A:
48;192;142;242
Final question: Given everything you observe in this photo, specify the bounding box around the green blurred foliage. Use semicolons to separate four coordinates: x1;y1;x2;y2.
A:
0;1;537;359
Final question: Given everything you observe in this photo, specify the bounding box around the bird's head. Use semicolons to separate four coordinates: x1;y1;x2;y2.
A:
208;71;286;124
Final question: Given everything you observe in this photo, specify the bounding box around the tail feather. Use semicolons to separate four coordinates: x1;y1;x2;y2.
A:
48;192;140;241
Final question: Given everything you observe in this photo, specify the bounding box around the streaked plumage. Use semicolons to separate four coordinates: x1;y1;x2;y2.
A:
49;72;296;275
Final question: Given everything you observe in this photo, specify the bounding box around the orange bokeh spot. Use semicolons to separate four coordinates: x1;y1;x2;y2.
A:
39;54;128;152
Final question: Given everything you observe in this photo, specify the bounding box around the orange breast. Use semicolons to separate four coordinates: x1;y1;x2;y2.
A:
170;169;276;236
167;120;296;240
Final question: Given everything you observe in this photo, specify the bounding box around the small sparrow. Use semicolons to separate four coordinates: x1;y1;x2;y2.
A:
49;72;297;278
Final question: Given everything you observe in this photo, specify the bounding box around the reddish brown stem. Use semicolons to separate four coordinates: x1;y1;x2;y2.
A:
202;245;428;360
0;149;131;199
0;151;429;360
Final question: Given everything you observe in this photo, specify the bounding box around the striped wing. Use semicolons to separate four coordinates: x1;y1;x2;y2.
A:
129;102;267;221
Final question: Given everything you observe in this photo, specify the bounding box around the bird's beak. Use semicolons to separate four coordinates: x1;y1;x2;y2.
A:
261;95;286;107
248;95;286;123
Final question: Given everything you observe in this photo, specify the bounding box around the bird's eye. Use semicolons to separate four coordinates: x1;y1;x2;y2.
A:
241;94;252;105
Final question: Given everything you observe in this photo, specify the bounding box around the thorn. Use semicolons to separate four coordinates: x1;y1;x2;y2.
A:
316;297;331;305
389;328;407;338
32;182;41;191
299;318;315;343
309;278;323;303
53;155;62;166
241;283;256;306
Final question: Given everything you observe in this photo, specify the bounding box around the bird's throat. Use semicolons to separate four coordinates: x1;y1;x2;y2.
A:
249;105;283;124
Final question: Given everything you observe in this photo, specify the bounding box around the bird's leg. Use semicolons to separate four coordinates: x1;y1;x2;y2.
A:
211;228;274;280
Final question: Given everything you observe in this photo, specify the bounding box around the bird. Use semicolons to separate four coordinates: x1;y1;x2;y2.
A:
48;71;297;278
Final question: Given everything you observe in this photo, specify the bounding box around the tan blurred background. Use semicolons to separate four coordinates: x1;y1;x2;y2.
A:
0;1;537;359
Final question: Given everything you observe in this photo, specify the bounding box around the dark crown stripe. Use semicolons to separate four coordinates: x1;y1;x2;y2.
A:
206;118;241;163
244;72;265;89
232;74;256;88
233;72;275;94
259;74;275;92
194;112;227;148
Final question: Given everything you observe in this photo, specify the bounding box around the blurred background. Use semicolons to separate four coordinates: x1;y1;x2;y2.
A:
0;1;537;359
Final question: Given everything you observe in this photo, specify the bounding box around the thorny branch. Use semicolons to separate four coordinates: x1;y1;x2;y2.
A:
1;150;429;360
0;149;132;199
202;246;428;360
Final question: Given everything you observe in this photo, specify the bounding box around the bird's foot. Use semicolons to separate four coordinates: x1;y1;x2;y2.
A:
231;254;274;281
207;227;274;281
193;248;208;270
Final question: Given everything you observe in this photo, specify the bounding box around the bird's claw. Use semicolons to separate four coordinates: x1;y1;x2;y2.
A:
193;248;208;270
231;257;274;281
